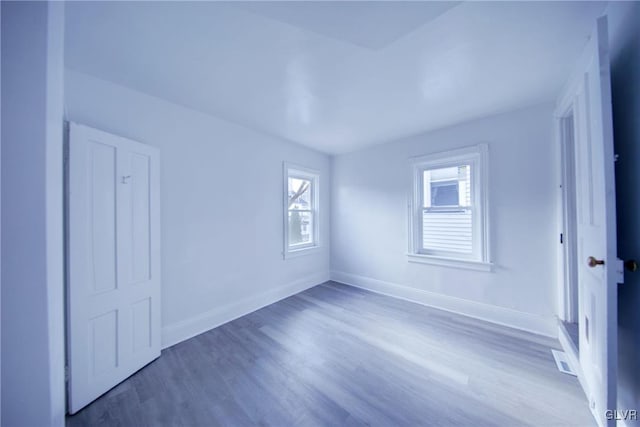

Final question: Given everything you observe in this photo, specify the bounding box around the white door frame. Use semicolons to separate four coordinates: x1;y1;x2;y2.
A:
555;104;587;401
556;110;579;325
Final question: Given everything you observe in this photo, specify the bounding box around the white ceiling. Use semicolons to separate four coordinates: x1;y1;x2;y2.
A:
234;2;461;50
65;1;607;154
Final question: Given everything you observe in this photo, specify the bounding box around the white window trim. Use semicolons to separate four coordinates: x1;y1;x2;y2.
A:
283;162;320;259
408;144;492;271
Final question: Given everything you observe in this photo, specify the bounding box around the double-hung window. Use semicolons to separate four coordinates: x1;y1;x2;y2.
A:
409;144;491;270
284;163;319;258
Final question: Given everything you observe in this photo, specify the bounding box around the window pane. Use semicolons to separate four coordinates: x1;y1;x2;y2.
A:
288;211;313;246
423;165;471;208
431;181;459;206
422;164;473;253
288;177;312;209
423;209;472;254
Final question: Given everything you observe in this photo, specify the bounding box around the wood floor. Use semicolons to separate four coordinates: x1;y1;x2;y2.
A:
67;281;594;427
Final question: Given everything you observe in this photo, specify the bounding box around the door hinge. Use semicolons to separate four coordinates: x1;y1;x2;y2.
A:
560;233;563;244
615;258;624;284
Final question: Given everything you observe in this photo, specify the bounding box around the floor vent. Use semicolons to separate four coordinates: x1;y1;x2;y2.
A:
551;349;576;376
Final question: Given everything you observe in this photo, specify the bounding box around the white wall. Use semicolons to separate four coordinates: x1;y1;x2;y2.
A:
331;103;558;336
607;0;640;413
1;2;66;426
64;69;331;348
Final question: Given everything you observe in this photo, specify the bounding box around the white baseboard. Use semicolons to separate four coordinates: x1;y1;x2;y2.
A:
331;270;557;338
161;272;330;349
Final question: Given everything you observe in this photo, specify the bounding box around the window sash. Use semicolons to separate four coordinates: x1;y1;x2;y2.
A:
288;208;315;248
409;144;489;265
421;165;471;207
284;163;320;257
420;207;473;255
423;206;469;213
287;209;316;249
288;175;313;209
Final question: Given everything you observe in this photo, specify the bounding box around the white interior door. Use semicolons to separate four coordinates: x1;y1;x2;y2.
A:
556;16;619;427
67;123;161;414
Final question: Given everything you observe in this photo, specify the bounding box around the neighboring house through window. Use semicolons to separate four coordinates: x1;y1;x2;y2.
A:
409;144;491;271
284;163;319;258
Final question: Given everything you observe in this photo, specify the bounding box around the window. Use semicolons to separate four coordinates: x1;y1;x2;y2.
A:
409;144;491;271
284;163;319;258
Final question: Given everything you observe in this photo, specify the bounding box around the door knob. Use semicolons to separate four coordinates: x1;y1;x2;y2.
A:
625;260;638;272
587;256;605;267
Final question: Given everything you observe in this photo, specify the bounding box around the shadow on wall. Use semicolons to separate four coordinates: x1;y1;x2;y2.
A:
609;1;640;412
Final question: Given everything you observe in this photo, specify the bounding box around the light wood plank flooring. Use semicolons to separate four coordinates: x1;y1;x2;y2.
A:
67;281;594;426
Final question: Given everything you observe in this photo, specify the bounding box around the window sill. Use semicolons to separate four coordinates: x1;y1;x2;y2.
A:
407;253;493;272
283;245;321;260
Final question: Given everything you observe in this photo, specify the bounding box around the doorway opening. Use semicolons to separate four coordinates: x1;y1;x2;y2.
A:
559;111;580;355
